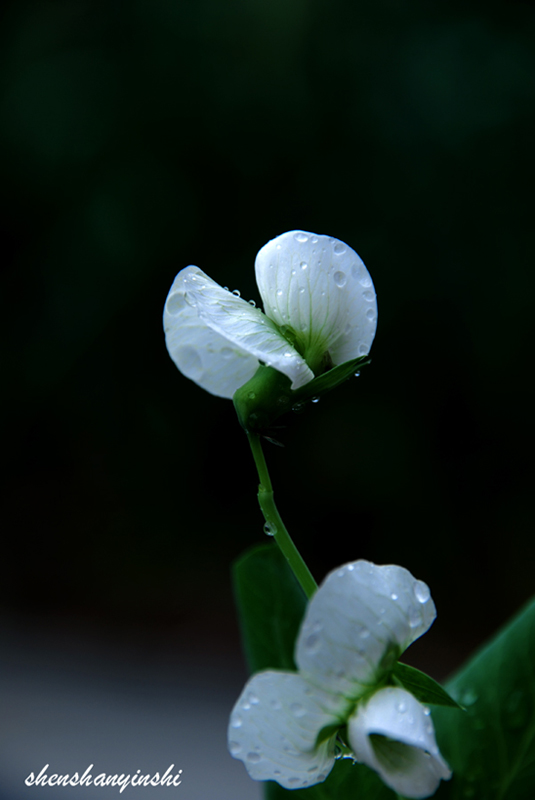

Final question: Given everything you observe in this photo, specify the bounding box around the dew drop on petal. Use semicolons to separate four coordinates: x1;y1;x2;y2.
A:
359;628;370;639
231;714;243;728
294;233;309;243
166;293;187;315
363;290;375;301
288;777;301;785
284;352;293;358
300;261;308;270
299;287;306;294
423;706;431;716
334;271;347;288
232;289;241;297
277;289;283;297
366;308;376;321
359;276;372;288
247;752;261;763
311;396;320;404
414;580;431;603
333;242;346;255
409;607;421;629
229;742;242;755
248;692;260;705
263;522;277;536
304;634;320;652
358;343;368;355
290;703;306;718
397;702;407;713
221;347;233;359
308;765;319;773
248;299;256;306
390;593;398;600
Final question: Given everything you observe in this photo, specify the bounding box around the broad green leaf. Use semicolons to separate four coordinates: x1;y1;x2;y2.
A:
393;662;462;709
432;597;535;800
232;542;307;672
291;355;371;404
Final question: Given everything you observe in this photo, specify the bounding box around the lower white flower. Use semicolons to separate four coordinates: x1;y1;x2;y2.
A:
228;561;451;798
163;231;377;398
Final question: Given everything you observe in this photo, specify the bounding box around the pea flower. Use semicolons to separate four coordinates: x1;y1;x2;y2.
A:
163;231;377;398
228;561;451;798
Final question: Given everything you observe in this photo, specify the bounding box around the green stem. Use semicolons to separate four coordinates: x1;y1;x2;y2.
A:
247;432;318;600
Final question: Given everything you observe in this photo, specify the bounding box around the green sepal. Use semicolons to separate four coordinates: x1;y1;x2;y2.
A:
233;356;371;432
392;662;462;709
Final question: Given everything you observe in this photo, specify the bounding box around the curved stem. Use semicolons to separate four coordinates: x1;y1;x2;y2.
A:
247;432;318;600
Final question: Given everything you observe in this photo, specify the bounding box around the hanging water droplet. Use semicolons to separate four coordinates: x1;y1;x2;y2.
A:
294;232;309;243
231;289;241;297
414;580;431;604
248;299;256;306
263;522;277;536
423;706;431;716
333;271;347;288
354;371;361;378
311;396;320;404
223;286;229;291
300;261;308;270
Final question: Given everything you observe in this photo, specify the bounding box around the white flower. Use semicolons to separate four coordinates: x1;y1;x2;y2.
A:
228;561;451;798
163;231;377;398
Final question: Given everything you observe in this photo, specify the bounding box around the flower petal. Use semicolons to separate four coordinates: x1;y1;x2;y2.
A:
164;273;259;398
255;231;377;369
348;687;451;799
173;266;314;390
296;561;436;695
228;671;338;790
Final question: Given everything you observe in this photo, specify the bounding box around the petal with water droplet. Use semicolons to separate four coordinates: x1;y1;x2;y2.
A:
348;687;451;798
296;561;436;694
164;266;314;393
255;232;377;371
228;671;339;789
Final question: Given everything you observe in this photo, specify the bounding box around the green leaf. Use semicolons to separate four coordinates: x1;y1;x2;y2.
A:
432;597;535;800
291;355;371;404
232;542;307;672
392;662;462;709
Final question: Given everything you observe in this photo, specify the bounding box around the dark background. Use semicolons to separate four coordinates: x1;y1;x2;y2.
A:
1;0;534;726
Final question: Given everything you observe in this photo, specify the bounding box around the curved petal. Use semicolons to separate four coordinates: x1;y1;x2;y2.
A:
255;231;377;369
228;671;338;790
348;687;451;799
174;267;314;390
164;276;259;398
296;561;436;695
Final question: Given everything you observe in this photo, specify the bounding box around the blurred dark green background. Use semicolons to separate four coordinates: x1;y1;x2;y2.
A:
1;0;534;675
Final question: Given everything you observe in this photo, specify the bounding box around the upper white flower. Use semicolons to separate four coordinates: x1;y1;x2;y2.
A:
228;561;451;798
163;231;377;398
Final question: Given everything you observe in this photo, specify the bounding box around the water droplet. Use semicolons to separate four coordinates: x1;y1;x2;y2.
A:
390;593;398;600
229;741;242;755
334;271;347;288
277;290;283;297
311;396;320;404
299;286;306;294
232;289;241;297
294;232;309;243
248;299;256;306
363;290;374;301
317;774;327;781
358;343;368;355
291;269;296;276
409;608;421;628
366;308;376;321
284;351;293;358
292;402;306;413
307;765;319;773
354;371;361;378
414;580;431;604
288;777;301;785
291;703;306;717
223;286;229;291
397;702;407;713
247;392;256;400
274;770;281;776
333;242;346;255
359;627;370;640
423;706;431;716
263;522;277;536
359;276;372;288
247;752;261;763
461;688;478;707
300;261;308;270
248;692;260;705
166;293;187;315
304;634;320;652
221;347;233;359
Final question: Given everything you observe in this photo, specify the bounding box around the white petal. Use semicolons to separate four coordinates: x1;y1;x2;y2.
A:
255;231;377;368
164;273;259;398
173;266;314;390
296;561;436;696
348;687;451;799
228;671;339;790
